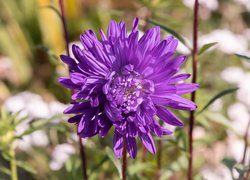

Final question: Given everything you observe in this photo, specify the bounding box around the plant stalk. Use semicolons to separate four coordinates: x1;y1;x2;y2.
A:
79;136;88;180
59;0;70;56
122;142;127;180
58;1;88;179
10;148;18;180
188;1;199;180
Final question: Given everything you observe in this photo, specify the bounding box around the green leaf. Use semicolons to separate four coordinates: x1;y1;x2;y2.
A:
148;19;191;49
203;112;237;134
235;53;250;63
17;161;37;174
198;88;238;114
128;162;153;175
0;166;11;175
105;147;122;179
222;157;237;170
90;156;109;175
33;45;59;61
1;150;12;161
198;42;217;55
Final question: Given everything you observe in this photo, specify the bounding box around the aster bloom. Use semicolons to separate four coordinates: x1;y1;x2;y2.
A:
59;18;198;159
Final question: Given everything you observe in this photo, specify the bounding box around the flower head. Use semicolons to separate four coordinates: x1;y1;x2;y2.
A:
59;18;198;158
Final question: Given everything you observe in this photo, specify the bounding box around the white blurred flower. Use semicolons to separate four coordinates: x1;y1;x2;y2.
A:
49;144;75;171
4;91;67;119
176;39;192;55
31;130;49;147
201;165;232;180
209;99;223;112
227;134;250;165
183;0;219;11
228;103;249;136
16;130;49;150
4;92;50;119
199;30;248;54
4;91;67;150
220;67;245;84
235;0;250;12
237;73;250;106
16;135;32;151
193;127;206;139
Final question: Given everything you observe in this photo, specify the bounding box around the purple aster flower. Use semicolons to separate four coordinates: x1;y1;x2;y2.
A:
59;18;198;159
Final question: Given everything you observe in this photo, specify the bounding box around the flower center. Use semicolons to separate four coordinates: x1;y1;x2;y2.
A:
103;64;154;115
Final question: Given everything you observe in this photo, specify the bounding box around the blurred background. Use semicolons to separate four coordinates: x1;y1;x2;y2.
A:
0;0;250;179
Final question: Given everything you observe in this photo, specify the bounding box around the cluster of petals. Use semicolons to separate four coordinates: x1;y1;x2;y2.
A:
59;18;198;158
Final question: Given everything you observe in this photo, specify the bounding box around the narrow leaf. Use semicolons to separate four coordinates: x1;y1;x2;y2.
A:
235;53;250;64
198;88;238;114
148;19;191;49
105;147;122;179
17;161;37;174
198;42;217;55
0;166;11;175
40;5;62;20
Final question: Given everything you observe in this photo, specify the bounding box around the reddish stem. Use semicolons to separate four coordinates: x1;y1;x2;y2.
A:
79;136;88;180
58;1;88;179
122;142;127;180
188;1;199;180
156;140;162;180
59;0;70;56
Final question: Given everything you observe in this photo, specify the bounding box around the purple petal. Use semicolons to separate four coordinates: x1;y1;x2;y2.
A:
125;136;137;159
176;83;199;95
68;114;82;123
138;132;156;154
169;74;191;83
58;77;79;89
113;130;124;159
99;121;112;138
151;94;197;111
132;17;139;32
77;111;95;133
64;102;91;114
156;106;184;126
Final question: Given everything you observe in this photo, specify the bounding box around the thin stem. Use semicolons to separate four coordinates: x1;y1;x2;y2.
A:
156;140;162;180
122;142;127;180
59;0;70;56
245;159;250;180
58;1;88;179
10;148;18;180
241;118;250;165
79;136;88;180
188;1;199;180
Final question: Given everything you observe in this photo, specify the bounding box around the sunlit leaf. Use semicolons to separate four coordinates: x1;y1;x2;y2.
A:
198;42;217;55
40;5;62;20
235;53;250;64
105;147;122;179
198;88;238;114
148;19;191;49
